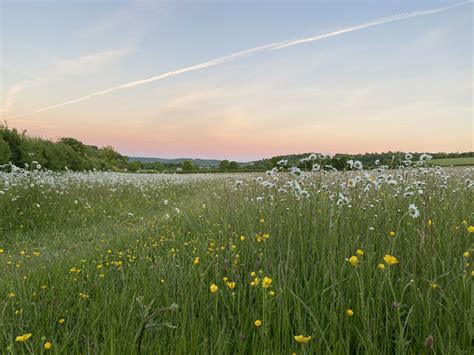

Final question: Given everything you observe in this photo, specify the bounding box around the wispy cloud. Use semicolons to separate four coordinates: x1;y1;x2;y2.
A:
1;66;42;81
53;48;132;76
7;0;472;120
0;82;26;115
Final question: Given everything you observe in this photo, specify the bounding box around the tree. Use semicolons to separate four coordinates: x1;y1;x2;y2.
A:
127;161;142;172
181;160;194;171
0;135;11;164
219;160;230;171
228;161;239;170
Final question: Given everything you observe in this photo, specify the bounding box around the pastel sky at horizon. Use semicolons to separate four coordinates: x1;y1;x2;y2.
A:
1;0;472;161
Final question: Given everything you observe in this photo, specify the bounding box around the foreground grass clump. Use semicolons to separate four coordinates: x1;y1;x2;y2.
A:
0;163;472;354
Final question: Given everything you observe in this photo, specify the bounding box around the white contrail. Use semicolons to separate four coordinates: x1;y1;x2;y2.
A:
6;1;472;120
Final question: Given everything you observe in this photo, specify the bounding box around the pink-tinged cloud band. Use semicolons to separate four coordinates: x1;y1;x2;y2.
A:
6;0;472;120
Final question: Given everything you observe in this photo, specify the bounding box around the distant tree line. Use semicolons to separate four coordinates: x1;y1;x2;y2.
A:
0;124;128;171
1;124;472;173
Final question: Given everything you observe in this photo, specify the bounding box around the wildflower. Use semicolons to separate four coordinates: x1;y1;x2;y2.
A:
383;255;399;265
15;333;32;342
8;292;15;298
79;292;89;300
294;335;312;344
262;277;272;288
259;218;264;224
463;251;470;258
346;309;354;316
240;235;245;241
348;256;359;267
250;271;256;277
269;290;275;296
223;277;228;282
427;219;432;226
210;284;218;294
227;282;236;290
356;249;364;256
471;271;474;276
254;319;262;327
430;283;438;289
193;257;200;265
389;231;396;237
0;248;4;253
408;204;420;219
44;341;52;350
377;263;385;270
58;318;65;324
69;267;81;273
32;251;40;256
467;226;474;233
250;278;260;286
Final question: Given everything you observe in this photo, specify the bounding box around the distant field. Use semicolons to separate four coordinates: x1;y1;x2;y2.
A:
430;157;474;166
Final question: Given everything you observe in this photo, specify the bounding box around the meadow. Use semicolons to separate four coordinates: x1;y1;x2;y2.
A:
0;158;472;354
429;157;474;167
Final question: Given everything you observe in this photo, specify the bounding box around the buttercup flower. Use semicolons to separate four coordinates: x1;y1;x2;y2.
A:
210;284;218;294
15;333;32;342
262;277;272;288
294;335;312;344
348;256;358;267
254;319;262;327
383;255;398;265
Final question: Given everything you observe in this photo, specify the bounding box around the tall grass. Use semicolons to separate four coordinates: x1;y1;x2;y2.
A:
0;165;472;353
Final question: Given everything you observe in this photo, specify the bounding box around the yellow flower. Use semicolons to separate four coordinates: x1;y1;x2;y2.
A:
262;277;272;289
389;231;396;237
0;248;4;253
346;309;354;316
471;270;474;276
430;283;438;289
240;235;245;241
269;290;275;296
79;292;89;300
15;333;32;342
427;219;432;226
58;318;65;324
250;277;260;286
259;218;265;224
250;271;256;277
254;319;262;327
377;263;385;270
463;251;470;258
227;282;236;290
348;256;358;267
32;251;40;256
223;277;228;282
44;341;52;350
193;257;200;265
8;292;15;298
356;249;364;256
467;226;474;233
294;335;312;344
210;284;218;294
383;255;398;265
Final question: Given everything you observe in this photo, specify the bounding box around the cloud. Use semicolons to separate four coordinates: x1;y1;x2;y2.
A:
0;82;26;115
53;48;132;76
0;66;43;80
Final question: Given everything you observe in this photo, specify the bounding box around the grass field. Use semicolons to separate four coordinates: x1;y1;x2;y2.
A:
430;157;474;167
0;164;473;354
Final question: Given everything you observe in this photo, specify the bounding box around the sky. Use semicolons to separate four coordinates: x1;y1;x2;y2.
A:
0;0;472;161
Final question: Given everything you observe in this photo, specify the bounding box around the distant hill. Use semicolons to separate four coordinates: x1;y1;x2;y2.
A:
128;157;221;167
